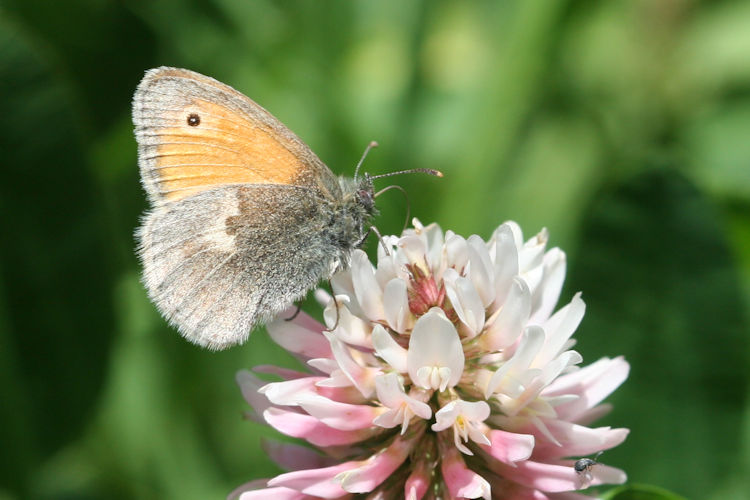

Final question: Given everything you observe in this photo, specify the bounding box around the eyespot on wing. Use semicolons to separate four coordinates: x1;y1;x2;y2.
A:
133;67;339;203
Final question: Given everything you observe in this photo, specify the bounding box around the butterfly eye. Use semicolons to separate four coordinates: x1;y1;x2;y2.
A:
187;113;201;126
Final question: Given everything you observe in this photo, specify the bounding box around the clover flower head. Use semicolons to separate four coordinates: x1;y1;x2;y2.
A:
232;220;629;499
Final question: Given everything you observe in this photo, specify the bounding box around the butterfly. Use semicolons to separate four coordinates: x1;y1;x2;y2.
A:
133;67;438;350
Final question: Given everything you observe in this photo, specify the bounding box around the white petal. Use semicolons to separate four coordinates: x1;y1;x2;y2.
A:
485;326;545;397
534;293;585;369
374;372;406;407
372;325;408;373
528;247;566;325
492;224;519;307
467;235;495;307
324;298;371;348
444;269;485;336
351;250;385;321
408;308;465;390
445;233;469;271
383;278;413;333
324;331;375;398
481;277;530;351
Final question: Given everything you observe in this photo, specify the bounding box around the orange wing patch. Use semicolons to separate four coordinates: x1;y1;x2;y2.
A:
152;99;303;201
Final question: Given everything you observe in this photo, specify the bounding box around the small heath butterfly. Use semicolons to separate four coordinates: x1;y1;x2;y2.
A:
133;67;439;350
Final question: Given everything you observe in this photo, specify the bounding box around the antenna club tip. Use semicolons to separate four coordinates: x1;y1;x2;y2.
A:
368;141;379;148
434;170;445;177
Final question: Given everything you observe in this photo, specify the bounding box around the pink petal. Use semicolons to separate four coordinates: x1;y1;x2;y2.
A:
440;445;491;499
253;365;311;380
296;394;381;430
236;370;271;421
481;429;535;464
336;434;415;493
263;407;376;446
544;357;629;421
237;486;311;500
263;440;335;471
266;313;332;359
268;462;356;498
530;420;630;459
260;377;324;405
404;462;431;500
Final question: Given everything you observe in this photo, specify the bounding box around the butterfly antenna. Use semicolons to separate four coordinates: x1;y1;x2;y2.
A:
354;141;379;180
369;168;443;180
375;184;411;233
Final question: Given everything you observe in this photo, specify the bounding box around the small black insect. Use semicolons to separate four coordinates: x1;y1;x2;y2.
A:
574;451;603;486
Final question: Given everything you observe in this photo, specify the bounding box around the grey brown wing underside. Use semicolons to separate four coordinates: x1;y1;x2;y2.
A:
137;184;342;350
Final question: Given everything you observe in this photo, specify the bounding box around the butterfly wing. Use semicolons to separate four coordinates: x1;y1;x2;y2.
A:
133;67;348;349
138;184;343;350
133;67;340;203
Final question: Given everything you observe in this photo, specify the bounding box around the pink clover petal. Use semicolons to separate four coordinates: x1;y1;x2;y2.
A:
481;429;535;464
236;370;271;418
232;221;629;500
371;325;408;373
263;407;376;446
266;313;332;359
260;377;325;405
228;479;269;500
295;394;382;431
404;464;431;500
530;420;630;459
545;357;630;421
252;365;311;380
236;486;312;500
268;462;356;498
440;445;491;500
263;440;335;471
335;433;416;493
408;308;464;391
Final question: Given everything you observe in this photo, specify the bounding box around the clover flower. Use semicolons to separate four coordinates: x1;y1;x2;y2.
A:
232;221;629;499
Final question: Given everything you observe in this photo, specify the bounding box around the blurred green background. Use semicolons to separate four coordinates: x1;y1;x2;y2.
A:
1;1;748;499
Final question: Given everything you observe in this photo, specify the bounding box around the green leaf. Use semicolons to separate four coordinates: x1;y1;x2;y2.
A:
604;483;688;500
